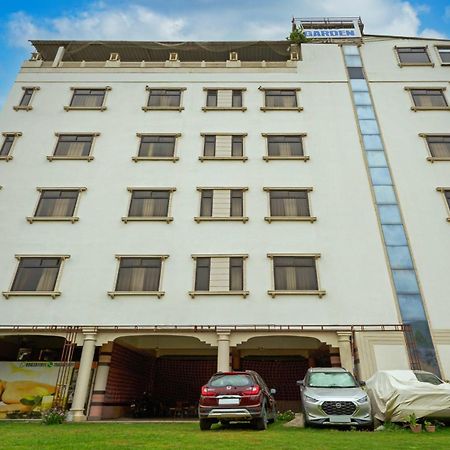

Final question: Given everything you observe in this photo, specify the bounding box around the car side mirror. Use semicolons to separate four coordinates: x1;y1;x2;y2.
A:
270;388;277;395
359;381;366;387
296;380;304;386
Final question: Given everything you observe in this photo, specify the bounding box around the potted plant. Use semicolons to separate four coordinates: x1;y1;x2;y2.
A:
424;420;436;432
406;413;422;433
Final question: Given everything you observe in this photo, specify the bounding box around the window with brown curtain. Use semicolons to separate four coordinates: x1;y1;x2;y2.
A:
230;190;243;216
128;190;170;217
267;135;303;157
195;258;211;291
273;256;318;291
203;136;216;156
0;135;15;157
138;136;176;157
19;88;34;107
411;89;448;108
54;135;94;158
200;190;213;216
396;47;431;64
115;257;162;292
265;90;297;107
35;190;79;218
229;257;243;291
147;89;181;107
11;257;62;292
231;136;243;156
270;190;310;217
426;136;450;158
70;89;106;107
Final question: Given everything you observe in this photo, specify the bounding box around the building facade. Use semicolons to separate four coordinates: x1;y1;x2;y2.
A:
0;18;449;420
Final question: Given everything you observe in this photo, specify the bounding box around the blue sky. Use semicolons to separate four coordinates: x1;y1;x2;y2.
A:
0;0;449;108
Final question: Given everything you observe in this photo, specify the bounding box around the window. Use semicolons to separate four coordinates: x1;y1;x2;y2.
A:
436;46;450;64
143;88;185;110
108;255;168;298
421;134;450;161
2;255;69;299
436;188;450;221
268;254;325;297
263;134;308;161
14;87;39;111
0;133;21;161
190;255;248;297
196;188;247;222
133;134;180;161
200;134;247;161
407;88;449;110
264;188;315;222
260;88;302;111
48;134;98;161
396;47;432;65
27;188;86;223
65;88;110;110
123;188;175;223
203;89;245;110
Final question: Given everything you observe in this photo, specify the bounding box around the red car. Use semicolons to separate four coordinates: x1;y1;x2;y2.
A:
198;370;277;430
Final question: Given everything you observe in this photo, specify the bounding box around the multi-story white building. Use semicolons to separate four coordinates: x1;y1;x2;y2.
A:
0;17;449;420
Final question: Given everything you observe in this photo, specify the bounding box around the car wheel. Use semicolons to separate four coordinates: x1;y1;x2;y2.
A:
199;419;212;431
254;407;268;430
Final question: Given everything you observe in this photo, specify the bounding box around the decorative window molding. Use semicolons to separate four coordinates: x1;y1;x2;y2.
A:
133;133;181;162
0;132;22;161
108;255;168;298
122;187;176;223
263;187;316;222
64;87;111;111
436;187;450;221
195;187;248;223
189;254;249;298
267;253;325;298
199;133;248;161
2;255;70;299
27;187;86;223
142;87;186;111
419;133;450;162
404;87;450;111
259;87;303;112
262;133;309;161
394;46;433;67
13;86;40;111
47;133;100;161
202;88;247;111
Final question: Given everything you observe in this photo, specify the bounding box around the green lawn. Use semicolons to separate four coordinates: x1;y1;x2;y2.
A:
0;421;449;450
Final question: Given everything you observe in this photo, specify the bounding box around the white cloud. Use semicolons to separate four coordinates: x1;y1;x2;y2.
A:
420;28;447;39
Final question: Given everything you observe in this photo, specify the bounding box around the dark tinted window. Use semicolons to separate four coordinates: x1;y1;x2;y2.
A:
203;136;216;156
11;257;61;292
147;89;181;107
209;374;252;387
411;89;447;108
128;190;170;217
397;47;431;64
19;89;34;107
206;90;217;107
273;256;318;291
270;190;310;217
116;257;162;292
0;135;15;157
139;136;176;157
426;135;450;158
267;135;303;157
195;258;211;291
265;90;297;108
70;89;106;107
35;190;78;217
54;135;93;157
231;136;243;156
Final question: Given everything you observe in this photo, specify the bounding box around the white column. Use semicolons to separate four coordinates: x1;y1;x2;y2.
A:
217;331;231;372
70;331;97;421
52;46;65;67
337;332;354;373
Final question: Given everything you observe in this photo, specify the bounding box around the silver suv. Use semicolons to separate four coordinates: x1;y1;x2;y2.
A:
298;367;372;427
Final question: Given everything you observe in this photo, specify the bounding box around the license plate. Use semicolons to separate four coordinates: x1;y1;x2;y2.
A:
329;416;351;423
218;398;240;405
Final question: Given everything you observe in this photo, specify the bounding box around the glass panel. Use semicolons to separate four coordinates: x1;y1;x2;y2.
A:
366;151;387;167
382;224;407;245
378;204;402;224
351;80;369;92
359;120;379;135
374;186;397;204
353;92;371;106
363;135;383;150
343;46;359;56
348;68;365;80
356;106;375;119
397;294;426;322
387;246;414;269
392;269;420;294
370;167;392;185
345;55;362;67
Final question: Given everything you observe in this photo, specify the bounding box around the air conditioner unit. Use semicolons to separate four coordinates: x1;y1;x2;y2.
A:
30;52;42;61
109;52;120;61
169;52;179;61
229;51;239;61
290;51;299;61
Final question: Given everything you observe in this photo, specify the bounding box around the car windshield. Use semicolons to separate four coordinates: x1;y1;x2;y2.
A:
209;374;253;387
414;372;443;385
308;372;358;388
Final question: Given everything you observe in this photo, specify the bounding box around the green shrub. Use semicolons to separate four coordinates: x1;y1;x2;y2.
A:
41;407;66;425
277;410;296;421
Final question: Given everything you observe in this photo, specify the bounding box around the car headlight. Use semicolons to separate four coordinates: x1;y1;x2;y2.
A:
303;394;319;403
357;395;368;404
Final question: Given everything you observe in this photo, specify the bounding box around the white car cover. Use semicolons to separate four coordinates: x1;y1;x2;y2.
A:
366;370;450;422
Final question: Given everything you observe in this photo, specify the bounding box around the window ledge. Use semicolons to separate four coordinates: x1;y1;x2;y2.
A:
199;156;248;162
194;216;248;223
189;290;249;298
122;217;173;223
3;291;61;299
427;157;450;162
108;291;165;299
411;106;450;112
47;156;94;162
64;106;107;111
202;107;247;112
260;107;303;112
0;156;13;162
13;106;33;111
263;156;309;162
268;290;326;298
142;106;184;112
132;156;179;162
27;216;79;224
265;216;317;223
398;63;434;67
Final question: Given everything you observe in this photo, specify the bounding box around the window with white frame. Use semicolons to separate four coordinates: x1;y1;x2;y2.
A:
196;188;247;222
200;134;246;160
65;88;110;110
48;134;98;161
203;89;245;110
264;188;315;222
122;188;175;223
133;134;180;161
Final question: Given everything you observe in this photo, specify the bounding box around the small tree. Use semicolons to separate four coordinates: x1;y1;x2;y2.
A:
287;25;309;44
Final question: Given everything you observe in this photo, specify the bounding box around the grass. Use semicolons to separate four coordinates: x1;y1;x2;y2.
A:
0;420;449;450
